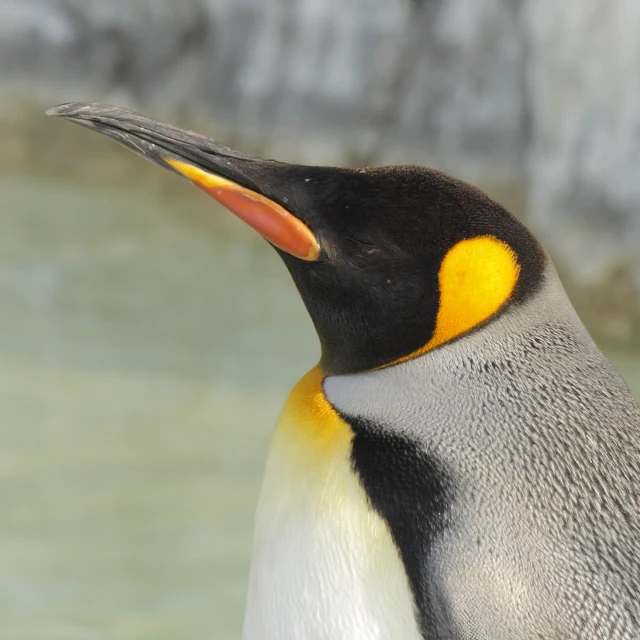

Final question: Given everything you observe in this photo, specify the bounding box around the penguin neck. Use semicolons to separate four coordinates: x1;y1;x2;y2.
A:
242;365;422;640
270;366;353;472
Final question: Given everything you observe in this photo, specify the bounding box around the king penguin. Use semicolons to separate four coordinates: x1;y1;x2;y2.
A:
47;103;640;640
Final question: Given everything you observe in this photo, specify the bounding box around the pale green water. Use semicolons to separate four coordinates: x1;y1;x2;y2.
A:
0;174;317;640
0;174;638;639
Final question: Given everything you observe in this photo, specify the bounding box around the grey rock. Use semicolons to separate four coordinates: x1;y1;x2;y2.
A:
0;0;207;101
526;0;640;287
371;0;528;180
196;0;528;175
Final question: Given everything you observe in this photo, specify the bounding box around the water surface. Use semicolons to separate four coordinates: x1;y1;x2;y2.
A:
0;174;317;639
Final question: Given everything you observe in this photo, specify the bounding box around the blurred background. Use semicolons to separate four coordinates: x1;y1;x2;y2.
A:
0;0;638;638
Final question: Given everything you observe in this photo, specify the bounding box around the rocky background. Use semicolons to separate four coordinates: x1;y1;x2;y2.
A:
1;0;639;343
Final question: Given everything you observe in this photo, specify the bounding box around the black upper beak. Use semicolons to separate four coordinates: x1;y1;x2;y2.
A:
45;102;269;194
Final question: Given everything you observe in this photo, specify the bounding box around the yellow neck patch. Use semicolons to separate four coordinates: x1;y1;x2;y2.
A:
275;366;353;467
392;235;520;366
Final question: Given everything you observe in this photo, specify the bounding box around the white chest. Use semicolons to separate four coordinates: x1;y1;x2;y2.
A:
242;370;422;640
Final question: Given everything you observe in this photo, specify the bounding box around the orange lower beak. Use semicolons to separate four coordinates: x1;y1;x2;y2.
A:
165;158;320;262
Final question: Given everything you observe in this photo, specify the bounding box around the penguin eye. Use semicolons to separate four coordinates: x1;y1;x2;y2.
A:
346;235;377;248
346;236;381;255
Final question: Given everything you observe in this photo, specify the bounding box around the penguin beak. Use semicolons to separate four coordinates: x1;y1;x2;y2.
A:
45;103;321;262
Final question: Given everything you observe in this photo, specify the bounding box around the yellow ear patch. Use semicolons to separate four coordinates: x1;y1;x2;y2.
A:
392;235;519;365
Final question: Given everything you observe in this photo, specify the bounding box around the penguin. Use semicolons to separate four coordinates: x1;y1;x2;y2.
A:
47;103;640;640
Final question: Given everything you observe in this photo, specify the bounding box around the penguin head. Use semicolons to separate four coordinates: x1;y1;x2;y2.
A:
47;103;546;374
